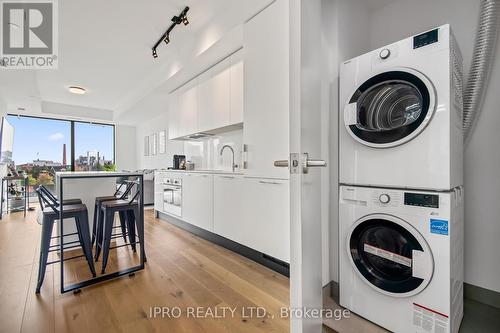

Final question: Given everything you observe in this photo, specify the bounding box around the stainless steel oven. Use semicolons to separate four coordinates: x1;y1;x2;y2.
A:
163;178;182;217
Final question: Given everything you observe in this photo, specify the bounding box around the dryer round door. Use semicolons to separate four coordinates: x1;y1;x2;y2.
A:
347;214;434;297
344;68;436;148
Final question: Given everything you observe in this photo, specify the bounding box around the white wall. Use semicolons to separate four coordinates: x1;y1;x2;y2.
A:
184;129;243;172
325;0;500;293
115;125;137;171
135;112;184;170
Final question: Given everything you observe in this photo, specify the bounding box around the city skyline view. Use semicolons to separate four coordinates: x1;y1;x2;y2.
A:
6;115;114;166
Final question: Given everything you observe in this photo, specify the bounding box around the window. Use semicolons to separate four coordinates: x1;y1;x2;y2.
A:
74;122;114;171
6;115;72;202
5;115;115;201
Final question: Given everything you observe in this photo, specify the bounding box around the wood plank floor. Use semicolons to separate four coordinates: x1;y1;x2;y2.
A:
0;208;290;333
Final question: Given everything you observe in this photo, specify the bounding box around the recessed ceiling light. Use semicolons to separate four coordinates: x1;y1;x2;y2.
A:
68;86;86;95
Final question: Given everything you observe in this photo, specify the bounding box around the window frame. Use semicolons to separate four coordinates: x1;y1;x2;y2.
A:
6;113;115;171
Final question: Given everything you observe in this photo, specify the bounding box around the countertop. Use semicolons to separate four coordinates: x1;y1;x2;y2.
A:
56;171;143;178
156;169;244;175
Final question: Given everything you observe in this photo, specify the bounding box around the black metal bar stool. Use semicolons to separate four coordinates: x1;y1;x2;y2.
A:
35;187;96;293
98;188;144;274
92;181;135;260
38;185;82;206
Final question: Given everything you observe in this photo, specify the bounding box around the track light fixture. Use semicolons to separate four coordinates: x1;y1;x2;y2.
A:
151;6;189;59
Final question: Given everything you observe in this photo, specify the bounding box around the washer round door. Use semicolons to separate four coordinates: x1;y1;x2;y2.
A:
344;68;436;148
347;214;434;297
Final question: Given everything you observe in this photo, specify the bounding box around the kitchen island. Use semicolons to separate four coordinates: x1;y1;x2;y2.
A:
55;171;145;293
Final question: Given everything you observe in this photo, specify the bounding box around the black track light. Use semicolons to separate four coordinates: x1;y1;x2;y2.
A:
151;6;190;59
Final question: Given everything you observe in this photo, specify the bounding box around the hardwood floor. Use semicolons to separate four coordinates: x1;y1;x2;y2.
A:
0;208;290;333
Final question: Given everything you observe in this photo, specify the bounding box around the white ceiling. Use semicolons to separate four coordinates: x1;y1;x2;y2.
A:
0;0;272;122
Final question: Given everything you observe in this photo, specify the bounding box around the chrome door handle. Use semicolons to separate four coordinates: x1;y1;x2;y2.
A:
306;159;327;167
273;160;289;167
274;153;326;174
258;180;281;185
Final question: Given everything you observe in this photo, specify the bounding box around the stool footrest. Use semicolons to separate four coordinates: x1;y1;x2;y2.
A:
46;253;87;265
48;244;82;253
49;240;80;248
51;232;78;239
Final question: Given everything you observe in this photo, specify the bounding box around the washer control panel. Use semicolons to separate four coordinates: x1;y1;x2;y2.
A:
404;192;439;208
379;48;391;59
379;193;391;204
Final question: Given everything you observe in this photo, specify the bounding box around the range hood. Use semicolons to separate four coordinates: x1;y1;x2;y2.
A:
185;132;214;140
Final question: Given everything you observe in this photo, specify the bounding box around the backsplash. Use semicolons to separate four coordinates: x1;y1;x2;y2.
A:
183;129;243;172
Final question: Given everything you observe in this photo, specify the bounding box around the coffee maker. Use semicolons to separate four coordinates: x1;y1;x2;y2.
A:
172;155;186;169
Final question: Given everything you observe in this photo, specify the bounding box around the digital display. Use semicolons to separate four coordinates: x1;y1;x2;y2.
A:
413;29;439;49
404;192;439;208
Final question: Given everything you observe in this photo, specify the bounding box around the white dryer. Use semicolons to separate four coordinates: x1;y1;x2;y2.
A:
339;185;464;333
339;24;463;190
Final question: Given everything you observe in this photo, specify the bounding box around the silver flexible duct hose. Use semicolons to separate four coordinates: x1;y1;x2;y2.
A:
463;0;500;140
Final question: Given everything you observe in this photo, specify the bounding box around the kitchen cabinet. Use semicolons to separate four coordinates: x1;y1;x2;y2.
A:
243;0;289;179
182;173;214;232
230;49;244;124
198;59;231;132
168;53;244;140
213;175;290;262
167;93;179;140
213;174;245;242
177;83;198;138
154;171;164;212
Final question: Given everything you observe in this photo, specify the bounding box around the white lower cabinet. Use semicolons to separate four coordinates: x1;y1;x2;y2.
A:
182;173;214;232
213;175;290;263
155;172;290;263
154;171;165;213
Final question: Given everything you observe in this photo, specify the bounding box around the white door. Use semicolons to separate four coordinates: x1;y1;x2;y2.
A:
274;0;327;332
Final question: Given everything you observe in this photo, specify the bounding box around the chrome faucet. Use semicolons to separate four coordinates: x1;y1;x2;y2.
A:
220;145;238;173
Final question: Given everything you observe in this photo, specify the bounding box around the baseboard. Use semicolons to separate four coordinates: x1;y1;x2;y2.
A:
157;211;290;277
465;283;500;309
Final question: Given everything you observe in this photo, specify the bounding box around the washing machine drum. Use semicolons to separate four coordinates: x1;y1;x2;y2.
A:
347;214;434;297
344;69;436;148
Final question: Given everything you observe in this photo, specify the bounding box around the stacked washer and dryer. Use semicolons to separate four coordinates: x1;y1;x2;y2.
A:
338;25;464;333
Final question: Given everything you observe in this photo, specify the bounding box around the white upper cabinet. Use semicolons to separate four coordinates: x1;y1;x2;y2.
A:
177;82;198;138
230;49;244;124
198;58;231;132
243;0;289;179
168;54;244;140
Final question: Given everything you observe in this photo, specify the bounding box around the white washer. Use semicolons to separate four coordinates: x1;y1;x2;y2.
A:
339;185;464;333
339;24;463;191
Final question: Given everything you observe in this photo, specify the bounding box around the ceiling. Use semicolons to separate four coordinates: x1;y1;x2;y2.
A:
0;0;272;122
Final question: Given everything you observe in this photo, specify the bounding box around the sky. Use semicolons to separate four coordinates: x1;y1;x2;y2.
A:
5;115;114;165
